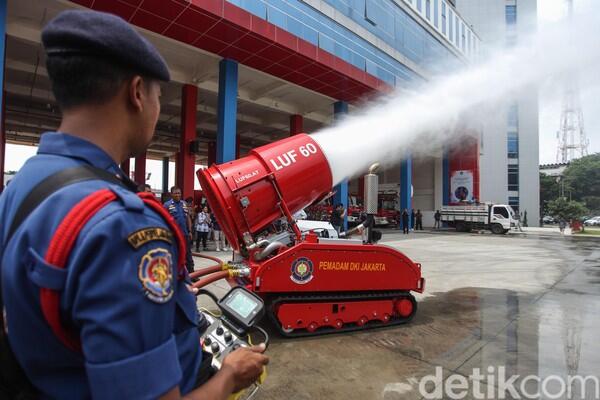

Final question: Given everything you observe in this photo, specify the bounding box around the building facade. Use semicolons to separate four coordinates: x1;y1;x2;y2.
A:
455;0;540;223
1;0;503;227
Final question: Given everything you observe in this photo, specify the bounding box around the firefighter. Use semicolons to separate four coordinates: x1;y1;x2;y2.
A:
164;186;194;272
0;10;267;399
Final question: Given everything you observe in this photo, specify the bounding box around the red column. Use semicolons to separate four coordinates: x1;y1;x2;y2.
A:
208;141;216;166
121;159;130;179
134;153;146;185
290;114;303;135
177;84;197;199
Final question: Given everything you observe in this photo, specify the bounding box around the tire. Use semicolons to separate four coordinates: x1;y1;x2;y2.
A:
491;224;505;234
455;221;465;232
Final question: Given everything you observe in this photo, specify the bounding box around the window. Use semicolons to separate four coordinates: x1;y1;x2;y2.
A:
441;2;446;35
507;137;519;158
426;0;431;20
449;9;453;40
508;165;519;191
455;15;459;44
417;0;422;12
461;23;465;51
508;197;520;214
434;0;439;27
493;206;510;219
505;5;517;26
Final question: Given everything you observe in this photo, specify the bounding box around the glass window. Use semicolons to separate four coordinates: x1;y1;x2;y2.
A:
441;2;446;35
508;165;519;191
493;207;510;219
267;6;286;29
426;0;431;20
506;5;517;26
461;23;465;51
507;103;519;127
434;0;439;27
417;0;422;12
455;15;459;44
448;9;453;40
507;137;519;158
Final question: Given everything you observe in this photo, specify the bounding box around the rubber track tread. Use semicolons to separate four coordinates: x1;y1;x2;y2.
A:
267;291;417;338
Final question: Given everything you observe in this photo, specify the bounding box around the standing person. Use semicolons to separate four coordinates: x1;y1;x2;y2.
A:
410;209;416;230
0;10;266;399
164;186;194;273
434;210;441;229
195;206;211;251
212;212;229;251
559;218;567;234
415;209;423;230
402;209;410;234
330;203;345;233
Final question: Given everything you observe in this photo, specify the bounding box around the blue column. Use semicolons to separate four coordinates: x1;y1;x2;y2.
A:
0;1;6;193
442;150;450;206
400;155;412;230
333;101;349;230
217;59;238;164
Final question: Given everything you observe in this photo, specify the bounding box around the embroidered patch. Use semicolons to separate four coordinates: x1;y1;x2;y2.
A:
138;248;174;303
128;227;173;249
290;257;314;284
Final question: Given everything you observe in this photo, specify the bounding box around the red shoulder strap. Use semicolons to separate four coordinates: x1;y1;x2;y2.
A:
41;190;187;352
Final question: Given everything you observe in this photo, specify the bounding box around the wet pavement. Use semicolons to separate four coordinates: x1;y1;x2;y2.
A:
242;233;600;400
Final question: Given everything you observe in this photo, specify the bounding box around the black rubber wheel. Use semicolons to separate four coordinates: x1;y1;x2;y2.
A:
455;221;467;232
491;224;505;234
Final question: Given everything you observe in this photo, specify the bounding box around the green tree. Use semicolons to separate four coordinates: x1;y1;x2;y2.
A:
547;198;588;221
561;153;600;210
539;172;560;215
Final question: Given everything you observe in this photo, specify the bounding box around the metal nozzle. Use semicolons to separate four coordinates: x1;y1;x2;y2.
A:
368;163;380;175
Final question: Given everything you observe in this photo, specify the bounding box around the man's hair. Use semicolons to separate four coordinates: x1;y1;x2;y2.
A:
170;186;181;193
46;55;138;110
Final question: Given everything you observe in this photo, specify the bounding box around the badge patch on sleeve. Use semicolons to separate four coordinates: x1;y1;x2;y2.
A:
138;248;174;303
128;227;173;249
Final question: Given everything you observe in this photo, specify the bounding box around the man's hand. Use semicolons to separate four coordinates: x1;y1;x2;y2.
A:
220;343;269;393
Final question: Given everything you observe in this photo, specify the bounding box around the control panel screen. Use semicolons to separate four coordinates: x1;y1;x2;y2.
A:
225;290;260;319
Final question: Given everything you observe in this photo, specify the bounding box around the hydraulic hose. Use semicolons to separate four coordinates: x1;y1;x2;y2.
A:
191;271;230;289
191;251;224;267
190;264;225;279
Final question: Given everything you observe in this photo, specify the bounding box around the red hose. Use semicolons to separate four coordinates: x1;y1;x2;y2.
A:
190;264;223;279
191;251;224;267
191;271;230;289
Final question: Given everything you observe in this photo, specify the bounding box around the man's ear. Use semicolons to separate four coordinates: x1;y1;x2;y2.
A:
128;76;145;112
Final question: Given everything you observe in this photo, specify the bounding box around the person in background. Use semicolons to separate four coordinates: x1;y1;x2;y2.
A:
559;218;567;234
330;203;346;233
195;206;211;251
410;209;416;230
415;209;423;231
164;186;194;272
185;196;196;232
402;208;409;234
434;210;441;229
211;213;230;251
138;183;152;193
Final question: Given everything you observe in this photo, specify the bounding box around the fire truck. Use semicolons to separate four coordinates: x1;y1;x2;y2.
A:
348;183;400;227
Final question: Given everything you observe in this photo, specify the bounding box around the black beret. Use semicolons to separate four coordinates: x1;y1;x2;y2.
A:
41;9;170;81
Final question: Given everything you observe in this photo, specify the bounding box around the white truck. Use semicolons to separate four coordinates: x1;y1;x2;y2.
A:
440;203;519;234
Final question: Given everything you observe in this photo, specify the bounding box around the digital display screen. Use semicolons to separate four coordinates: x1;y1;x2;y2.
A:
225;291;259;319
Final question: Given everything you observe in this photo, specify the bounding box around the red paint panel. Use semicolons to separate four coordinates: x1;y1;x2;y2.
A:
190;0;224;17
91;0;137;20
263;63;294;77
131;9;171;32
223;1;252;30
244;54;277;70
204;21;247;44
140;0;188;21
195;36;230;54
297;63;329;78
219;45;254;62
282;70;312;85
316;48;336;68
163;23;202;44
256;44;295;63
297;40;318;60
274;27;298;51
250;15;276;41
176;7;220;31
232;33;272;53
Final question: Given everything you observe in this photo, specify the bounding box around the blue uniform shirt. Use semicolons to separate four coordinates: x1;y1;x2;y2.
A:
164;199;190;235
0;132;202;399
